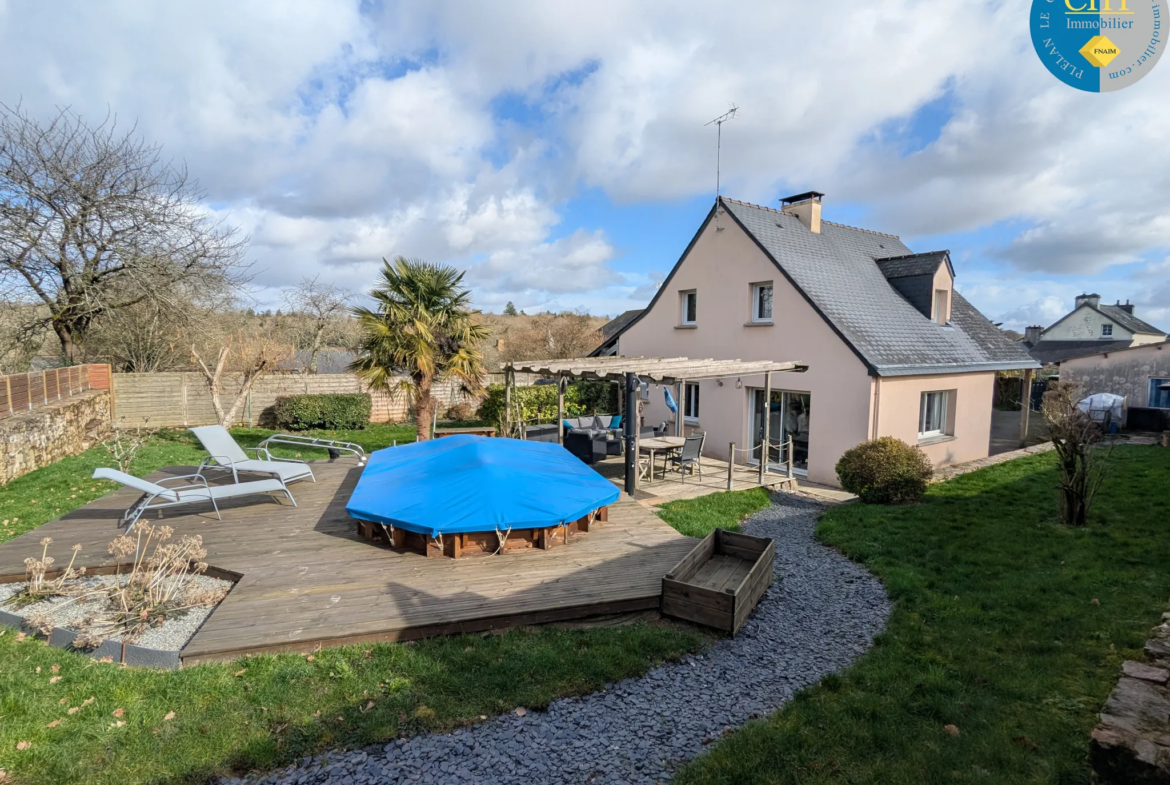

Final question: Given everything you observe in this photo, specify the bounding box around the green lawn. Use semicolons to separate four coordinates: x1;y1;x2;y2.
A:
0;424;709;784
0;423;417;543
675;444;1170;785
656;487;773;538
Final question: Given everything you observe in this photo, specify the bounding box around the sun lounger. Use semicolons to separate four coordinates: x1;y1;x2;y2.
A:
93;468;295;532
190;425;316;484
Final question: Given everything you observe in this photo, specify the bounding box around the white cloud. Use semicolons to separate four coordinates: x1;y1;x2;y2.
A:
1;0;1167;315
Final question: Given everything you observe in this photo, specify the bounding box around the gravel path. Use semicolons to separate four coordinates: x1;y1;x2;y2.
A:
228;493;890;785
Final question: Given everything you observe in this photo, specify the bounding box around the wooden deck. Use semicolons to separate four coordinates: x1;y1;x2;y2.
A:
0;459;697;664
592;453;796;504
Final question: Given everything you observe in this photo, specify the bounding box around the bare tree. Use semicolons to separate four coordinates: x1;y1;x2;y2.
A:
191;332;292;427
498;311;603;362
0;104;249;363
1041;381;1111;526
282;275;352;373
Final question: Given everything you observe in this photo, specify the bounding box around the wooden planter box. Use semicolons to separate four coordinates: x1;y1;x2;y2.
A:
661;528;774;635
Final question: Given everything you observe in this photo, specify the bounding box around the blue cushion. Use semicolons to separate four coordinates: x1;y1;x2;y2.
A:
609;415;622;428
563;420;574;430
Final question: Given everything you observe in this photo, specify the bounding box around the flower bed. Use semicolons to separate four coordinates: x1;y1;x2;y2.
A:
0;526;234;668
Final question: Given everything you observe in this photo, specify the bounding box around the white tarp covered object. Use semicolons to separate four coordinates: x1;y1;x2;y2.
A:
1077;393;1125;424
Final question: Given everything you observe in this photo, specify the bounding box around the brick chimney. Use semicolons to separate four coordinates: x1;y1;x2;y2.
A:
780;191;824;233
1025;325;1043;344
1075;292;1101;310
1114;299;1134;314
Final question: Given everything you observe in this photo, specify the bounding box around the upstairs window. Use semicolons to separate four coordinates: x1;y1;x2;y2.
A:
684;383;700;420
752;282;773;323
933;289;949;326
680;290;697;326
1101;324;1113;337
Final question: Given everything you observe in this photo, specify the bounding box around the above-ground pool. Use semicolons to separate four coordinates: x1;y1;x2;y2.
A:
345;435;620;558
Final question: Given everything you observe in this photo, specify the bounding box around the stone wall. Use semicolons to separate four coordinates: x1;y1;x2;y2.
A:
1061;342;1170;408
0;390;112;485
1091;611;1170;783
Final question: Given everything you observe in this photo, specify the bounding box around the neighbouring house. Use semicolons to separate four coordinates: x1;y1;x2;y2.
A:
594;193;1038;487
1020;294;1167;366
1059;340;1170;430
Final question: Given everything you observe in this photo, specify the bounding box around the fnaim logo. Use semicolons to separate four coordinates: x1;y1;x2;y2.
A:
1031;0;1164;91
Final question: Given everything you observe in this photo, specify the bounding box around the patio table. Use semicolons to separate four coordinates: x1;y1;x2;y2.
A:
638;436;685;484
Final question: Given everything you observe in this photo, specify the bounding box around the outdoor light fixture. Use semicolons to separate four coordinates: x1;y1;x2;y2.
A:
735;378;742;389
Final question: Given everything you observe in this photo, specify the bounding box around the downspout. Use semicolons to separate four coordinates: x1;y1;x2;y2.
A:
871;376;881;441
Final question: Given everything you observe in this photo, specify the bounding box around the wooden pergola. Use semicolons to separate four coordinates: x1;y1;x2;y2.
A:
501;356;809;495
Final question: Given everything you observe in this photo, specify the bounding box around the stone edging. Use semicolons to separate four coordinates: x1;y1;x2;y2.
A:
0;606;181;668
1090;612;1170;783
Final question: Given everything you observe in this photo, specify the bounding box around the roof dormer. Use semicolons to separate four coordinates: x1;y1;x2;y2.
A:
875;251;954;324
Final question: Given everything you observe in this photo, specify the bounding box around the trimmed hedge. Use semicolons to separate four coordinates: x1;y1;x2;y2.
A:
835;436;934;504
477;381;618;426
272;393;371;431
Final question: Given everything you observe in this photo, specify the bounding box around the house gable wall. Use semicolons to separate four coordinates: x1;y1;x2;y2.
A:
619;211;874;486
1044;305;1135;342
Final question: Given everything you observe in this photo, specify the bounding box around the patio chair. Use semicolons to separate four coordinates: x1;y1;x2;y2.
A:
665;432;706;483
190;425;315;485
93;467;296;532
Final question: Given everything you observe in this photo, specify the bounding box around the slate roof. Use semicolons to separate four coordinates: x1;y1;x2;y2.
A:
1095;304;1165;336
876;251;950;279
600;309;643;340
1023;339;1134;366
718;199;1037;376
589;309;644;356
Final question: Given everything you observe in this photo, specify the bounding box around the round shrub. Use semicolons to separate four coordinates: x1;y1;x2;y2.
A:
835;436;933;504
273;393;371;431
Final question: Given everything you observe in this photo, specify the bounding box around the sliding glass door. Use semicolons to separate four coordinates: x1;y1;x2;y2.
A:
750;389;810;473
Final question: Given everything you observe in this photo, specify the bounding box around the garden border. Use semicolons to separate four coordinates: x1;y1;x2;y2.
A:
0;561;239;669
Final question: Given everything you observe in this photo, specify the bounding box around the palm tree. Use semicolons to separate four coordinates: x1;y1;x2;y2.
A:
350;256;488;442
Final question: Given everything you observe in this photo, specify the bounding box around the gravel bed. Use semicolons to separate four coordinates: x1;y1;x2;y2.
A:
0;574;231;652
226;493;891;785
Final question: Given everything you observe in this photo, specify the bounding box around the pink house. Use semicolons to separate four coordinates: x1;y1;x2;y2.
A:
594;194;1038;488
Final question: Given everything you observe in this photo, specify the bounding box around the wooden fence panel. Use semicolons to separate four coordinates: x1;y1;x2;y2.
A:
106;371;481;428
8;375;29;414
0;364;109;420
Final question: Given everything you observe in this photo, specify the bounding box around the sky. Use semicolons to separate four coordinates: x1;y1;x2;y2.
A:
0;0;1167;332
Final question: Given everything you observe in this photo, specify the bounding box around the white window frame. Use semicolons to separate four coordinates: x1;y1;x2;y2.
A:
933;289;949;326
1101;323;1113;337
680;290;697;326
684;382;700;421
751;282;774;323
919;390;949;438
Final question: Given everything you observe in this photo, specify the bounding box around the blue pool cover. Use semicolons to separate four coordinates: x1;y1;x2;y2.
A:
345;435;621;537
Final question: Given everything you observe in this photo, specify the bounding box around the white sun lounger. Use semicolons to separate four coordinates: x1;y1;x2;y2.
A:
93;467;296;532
190;425;316;485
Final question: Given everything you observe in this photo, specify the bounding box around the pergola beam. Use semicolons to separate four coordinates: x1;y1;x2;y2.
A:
503;357;808;384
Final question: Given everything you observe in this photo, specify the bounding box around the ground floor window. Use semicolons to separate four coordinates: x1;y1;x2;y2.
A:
751;389;810;473
1150;378;1170;409
919;390;952;438
684;383;700;420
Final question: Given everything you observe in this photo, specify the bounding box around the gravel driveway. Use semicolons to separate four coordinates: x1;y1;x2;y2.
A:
226;493;890;785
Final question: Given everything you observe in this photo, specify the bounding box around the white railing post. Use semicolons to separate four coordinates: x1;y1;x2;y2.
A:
727;442;735;490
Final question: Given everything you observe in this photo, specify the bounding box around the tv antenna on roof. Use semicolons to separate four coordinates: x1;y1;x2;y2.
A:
705;104;738;226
